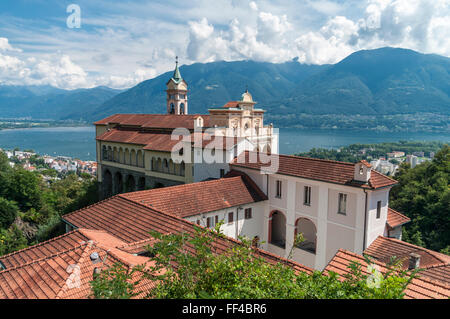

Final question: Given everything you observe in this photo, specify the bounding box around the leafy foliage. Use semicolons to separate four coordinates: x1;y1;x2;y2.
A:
90;224;416;299
390;145;450;253
90;263;142;299
0;197;19;228
0;151;99;256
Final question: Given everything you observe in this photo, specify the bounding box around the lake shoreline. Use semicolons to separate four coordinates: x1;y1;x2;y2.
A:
0;126;449;161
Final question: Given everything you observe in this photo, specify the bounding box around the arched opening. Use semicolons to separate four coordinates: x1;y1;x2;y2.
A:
103;169;113;198
180;103;185;115
163;159;169;173
269;211;286;249
138;177;146;191
157;158;162;172
114;172;123;194
118;148;124;163
125;175;136;193
107;146;113;161
102;145;108;160
137;150;144;167
180;161;185;176
151;157;156;171
169;159;175;174
124;149;130;165
262;144;271;155
170;103;175;114
130;149;137;166
295;218;317;254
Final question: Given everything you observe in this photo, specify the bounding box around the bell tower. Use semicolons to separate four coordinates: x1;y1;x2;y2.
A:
166;56;188;115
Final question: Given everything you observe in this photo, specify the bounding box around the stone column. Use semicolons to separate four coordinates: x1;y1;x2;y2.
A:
315;185;329;270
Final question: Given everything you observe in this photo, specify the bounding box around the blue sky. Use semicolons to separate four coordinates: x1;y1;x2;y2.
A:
0;0;448;89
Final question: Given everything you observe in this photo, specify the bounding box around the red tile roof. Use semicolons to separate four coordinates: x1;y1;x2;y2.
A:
386;208;411;229
0;229;156;299
0;230;90;269
97;129;181;152
222;101;240;108
365;236;450;269
97;129;242;152
324;249;450;299
231;151;398;190
94;114;210;130
62;195;312;275
419;263;450;285
120;175;267;218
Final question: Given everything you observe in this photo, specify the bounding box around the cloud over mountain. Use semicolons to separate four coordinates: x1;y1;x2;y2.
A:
0;0;447;89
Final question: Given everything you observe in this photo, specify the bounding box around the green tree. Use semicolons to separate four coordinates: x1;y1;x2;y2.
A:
90;263;142;299
0;197;19;228
390;145;450;252
7;168;42;212
91;225;416;299
0;225;28;256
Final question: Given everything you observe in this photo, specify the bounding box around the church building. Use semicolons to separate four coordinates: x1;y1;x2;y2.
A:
95;60;277;198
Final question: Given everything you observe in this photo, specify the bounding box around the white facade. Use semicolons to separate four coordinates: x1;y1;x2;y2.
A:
209;165;394;271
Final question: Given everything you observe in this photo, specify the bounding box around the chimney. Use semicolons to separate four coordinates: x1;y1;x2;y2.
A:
408;253;421;269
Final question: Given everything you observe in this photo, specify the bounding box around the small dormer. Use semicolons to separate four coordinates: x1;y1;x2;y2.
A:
354;160;372;183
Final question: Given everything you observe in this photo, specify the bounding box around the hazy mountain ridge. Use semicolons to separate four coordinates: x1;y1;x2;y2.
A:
0;86;122;120
0;47;449;126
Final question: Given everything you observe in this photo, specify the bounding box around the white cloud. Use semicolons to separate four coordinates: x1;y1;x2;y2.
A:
249;1;258;11
0;0;448;89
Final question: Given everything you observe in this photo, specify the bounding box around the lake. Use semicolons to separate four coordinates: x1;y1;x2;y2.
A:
0;126;449;161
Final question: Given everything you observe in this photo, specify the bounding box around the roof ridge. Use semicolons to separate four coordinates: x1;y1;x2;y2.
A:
55;242;98;299
114;195;312;273
374;236;450;264
0;229;86;262
120;176;243;200
63;194;123;220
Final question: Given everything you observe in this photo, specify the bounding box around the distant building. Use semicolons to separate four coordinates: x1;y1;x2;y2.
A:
387;151;405;158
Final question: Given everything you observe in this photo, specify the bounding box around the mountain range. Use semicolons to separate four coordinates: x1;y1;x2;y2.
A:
0;47;449;127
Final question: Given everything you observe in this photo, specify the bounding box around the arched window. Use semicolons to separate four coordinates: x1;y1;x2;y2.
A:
163;159;168;173
170;103;175;114
102;146;107;160
180;103;185;115
269;211;286;249
295;218;317;254
180;161;185;176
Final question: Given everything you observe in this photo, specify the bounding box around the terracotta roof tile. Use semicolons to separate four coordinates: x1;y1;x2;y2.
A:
97;129;181;152
121;175;267;218
324;249;450;299
231;151;398;190
62;195;312;275
0;230;90;270
0;229;156;299
386;208;411;229
94;114;210;130
365;236;450;269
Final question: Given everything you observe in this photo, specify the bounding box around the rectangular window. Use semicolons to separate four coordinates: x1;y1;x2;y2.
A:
228;212;234;223
376;201;382;219
215;215;219;225
304;186;311;206
244;208;252;219
206;217;211;228
338;193;347;215
220;169;225;178
276;180;282;198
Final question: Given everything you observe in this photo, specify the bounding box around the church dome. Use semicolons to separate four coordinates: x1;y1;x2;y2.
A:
241;90;253;103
